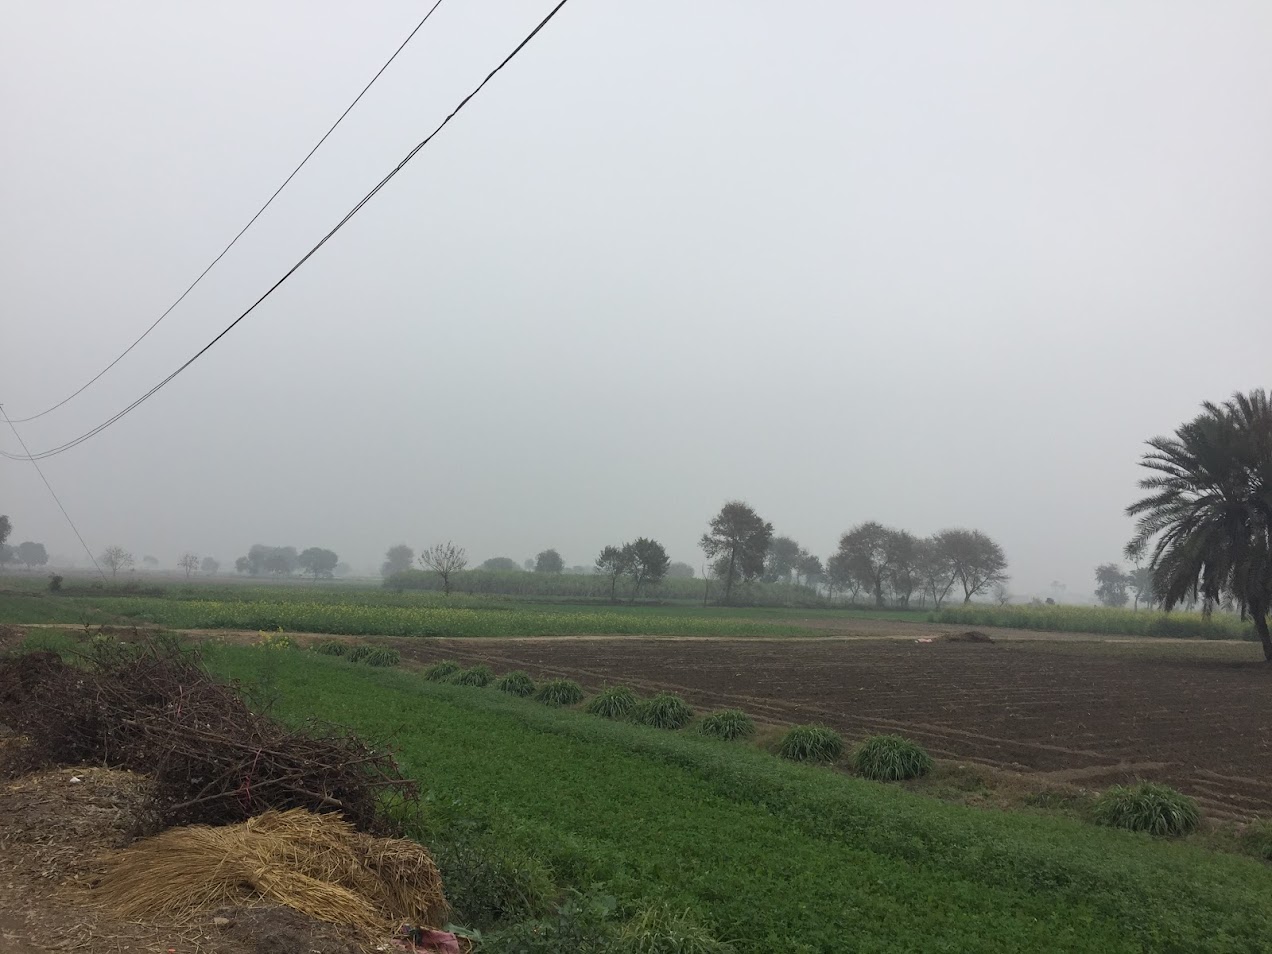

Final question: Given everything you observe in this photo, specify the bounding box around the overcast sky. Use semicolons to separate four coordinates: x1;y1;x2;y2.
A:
3;1;1270;597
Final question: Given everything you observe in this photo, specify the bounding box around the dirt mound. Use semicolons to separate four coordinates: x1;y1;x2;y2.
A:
942;630;994;643
216;906;364;954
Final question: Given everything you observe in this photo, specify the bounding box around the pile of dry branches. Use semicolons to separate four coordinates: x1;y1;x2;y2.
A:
0;638;416;833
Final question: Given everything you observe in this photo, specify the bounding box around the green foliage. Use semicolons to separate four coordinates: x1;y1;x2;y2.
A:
481;892;618;953
932;603;1253;640
427;832;557;930
585;685;639;720
851;735;934;781
777;725;843;763
360;647;400;667
495;670;536;697
345;644;373;663
632;693;694;730
534;678;584;707
1093;784;1200;836
424;660;461;682
452;665;495;687
1238;820;1272;861
312;640;349;657
697;709;755;742
618;905;735;954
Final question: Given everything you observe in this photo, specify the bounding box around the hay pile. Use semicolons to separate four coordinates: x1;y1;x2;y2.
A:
96;808;448;932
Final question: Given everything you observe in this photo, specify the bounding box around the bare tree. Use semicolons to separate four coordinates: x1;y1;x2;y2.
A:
991;582;1012;606
420;541;468;596
177;552;199;579
100;546;134;579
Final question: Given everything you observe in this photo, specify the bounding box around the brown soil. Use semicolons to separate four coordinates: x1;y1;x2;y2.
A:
395;636;1272;819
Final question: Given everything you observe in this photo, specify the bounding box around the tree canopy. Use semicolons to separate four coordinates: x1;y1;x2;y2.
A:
700;501;773;603
16;541;47;571
298;547;339;581
381;545;414;578
480;557;521;572
535;549;565;574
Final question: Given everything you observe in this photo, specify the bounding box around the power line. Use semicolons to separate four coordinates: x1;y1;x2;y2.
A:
1;406;106;578
6;0;448;425
2;0;572;463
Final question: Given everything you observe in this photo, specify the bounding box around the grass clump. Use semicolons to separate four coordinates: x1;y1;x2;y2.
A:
451;665;494;688
778;725;843;764
534;678;585;707
423;660;461;682
345;644;373;663
618;904;735;953
697;709;755;742
851;734;933;781
1238;820;1272;861
494;670;536;697
1093;783;1200;836
360;647;400;667
312;640;348;657
632;693;694;730
585;685;639;720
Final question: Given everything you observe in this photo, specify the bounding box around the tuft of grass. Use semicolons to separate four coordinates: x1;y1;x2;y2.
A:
585;685;639;720
360;647;400;667
851;734;933;781
697;709;756;742
534;678;585;707
423;660;461;682
1238;820;1272;861
632;693;694;731
311;640;348;657
1093;783;1200;836
345;644;373;663
618;904;736;953
778;725;844;764
495;670;536;697
451;665;494;687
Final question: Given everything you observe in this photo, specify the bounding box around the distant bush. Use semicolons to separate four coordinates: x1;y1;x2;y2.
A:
451;665;494;687
585;685;639;720
632;693;694;730
778;725;844;763
1093;783;1200;836
47;574;63;593
423;660;461;682
697;709;756;742
360;647;400;667
851;735;933;781
534;679;584;707
495;670;536;697
618;904;736;953
312;640;348;657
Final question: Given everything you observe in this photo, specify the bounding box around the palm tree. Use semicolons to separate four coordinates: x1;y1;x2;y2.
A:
1125;389;1272;661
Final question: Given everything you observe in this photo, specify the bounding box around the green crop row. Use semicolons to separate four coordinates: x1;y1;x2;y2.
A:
932;603;1254;639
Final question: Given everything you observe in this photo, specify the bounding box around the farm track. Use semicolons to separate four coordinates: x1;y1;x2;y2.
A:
391;636;1272;819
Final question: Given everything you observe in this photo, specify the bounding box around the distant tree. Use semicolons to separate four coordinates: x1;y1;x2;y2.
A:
0;544;13;571
263;546;299;576
797;553;823;589
334;562;353;578
201;556;220;575
666;561;695;579
523;558;535;571
177;552;199;579
142;555;159;569
381;545;415;578
626;537;670;602
1094;563;1131;607
825;551;862;603
298;547;339;581
535;549;565;574
1125;390;1272;660
16;541;48;571
596;544;634;602
100;546;134;579
763;536;803;584
0;515;10;549
481;557;521;572
234;556;251;575
419;541;468;595
937;528;1008;604
835;522;895;608
914;537;958;610
991;582;1012;606
700;501;773;603
883;529;919;606
1127;564;1155;611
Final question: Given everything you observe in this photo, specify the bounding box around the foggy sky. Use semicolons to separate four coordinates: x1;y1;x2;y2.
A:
3;1;1270;598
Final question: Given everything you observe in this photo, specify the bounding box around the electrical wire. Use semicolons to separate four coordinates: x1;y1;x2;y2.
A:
6;0;448;424
2;0;572;462
1;406;106;577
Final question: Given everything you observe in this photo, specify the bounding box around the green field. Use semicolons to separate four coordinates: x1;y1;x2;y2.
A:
933;602;1254;640
194;644;1272;953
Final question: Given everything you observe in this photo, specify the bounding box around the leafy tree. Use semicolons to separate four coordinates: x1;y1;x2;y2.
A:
523;558;535;571
596;545;634;602
835;522;895;607
0;515;10;549
381;544;415;578
237;544;299;577
481;556;521;572
626;537;670;602
825;551;860;602
177;552;199;578
298;547;338;581
797;553;823;589
1094;563;1131;607
667;561;695;579
0;543;13;571
884;529;919;606
1125;389;1272;661
234;556;251;574
100;546;134;578
535;549;565;574
763;536;803;584
937;528;1009;603
700;501;773;603
1128;565;1155;611
419;541;467;595
915;537;958;609
16;541;47;571
200;556;220;575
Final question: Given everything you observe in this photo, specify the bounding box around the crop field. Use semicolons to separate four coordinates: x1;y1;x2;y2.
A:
934;603;1255;639
394;636;1272;819
193;645;1272;953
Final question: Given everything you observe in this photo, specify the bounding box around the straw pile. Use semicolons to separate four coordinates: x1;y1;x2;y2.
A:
95;808;448;932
